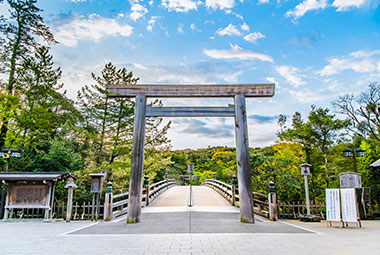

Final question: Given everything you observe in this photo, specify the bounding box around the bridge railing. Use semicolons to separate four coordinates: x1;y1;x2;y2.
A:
202;179;271;219
202;179;236;203
104;179;179;220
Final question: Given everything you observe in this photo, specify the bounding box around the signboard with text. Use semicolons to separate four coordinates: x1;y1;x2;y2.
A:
8;184;48;207
340;172;362;188
187;164;194;174
340;188;358;223
326;189;341;222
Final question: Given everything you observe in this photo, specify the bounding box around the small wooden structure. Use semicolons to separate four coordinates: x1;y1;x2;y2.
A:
107;83;275;224
64;174;78;222
0;172;68;220
89;172;106;221
339;172;362;188
368;158;380;169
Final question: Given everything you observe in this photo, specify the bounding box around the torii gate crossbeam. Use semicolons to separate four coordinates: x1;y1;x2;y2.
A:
107;84;275;224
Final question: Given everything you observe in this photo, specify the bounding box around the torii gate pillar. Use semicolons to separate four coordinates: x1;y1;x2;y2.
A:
127;95;146;223
234;94;254;223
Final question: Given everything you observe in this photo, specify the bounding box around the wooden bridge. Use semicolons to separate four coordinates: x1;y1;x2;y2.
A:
67;179;319;236
103;178;275;222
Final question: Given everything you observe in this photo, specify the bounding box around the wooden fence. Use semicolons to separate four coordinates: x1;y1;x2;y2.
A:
9;179;179;220
277;201;325;219
6;202;103;220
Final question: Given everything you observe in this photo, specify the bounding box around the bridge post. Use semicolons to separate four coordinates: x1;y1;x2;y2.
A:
232;175;237;206
268;181;278;221
127;94;147;224
234;94;255;223
104;181;113;221
144;175;150;206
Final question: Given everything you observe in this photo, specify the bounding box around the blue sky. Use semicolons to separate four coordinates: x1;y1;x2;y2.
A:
2;0;380;149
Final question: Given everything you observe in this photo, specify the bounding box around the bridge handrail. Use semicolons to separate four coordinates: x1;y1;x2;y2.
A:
202;178;270;218
106;179;180;220
202;179;235;203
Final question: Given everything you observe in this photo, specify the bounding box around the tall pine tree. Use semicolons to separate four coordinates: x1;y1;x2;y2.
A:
0;0;56;147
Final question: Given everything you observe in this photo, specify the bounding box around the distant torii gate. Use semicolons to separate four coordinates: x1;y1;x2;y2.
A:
107;84;275;224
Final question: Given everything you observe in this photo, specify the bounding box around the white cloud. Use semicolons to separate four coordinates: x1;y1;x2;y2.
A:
258;0;269;4
205;0;235;10
177;23;184;34
224;71;243;83
123;62;244;84
241;23;250;32
332;0;366;11
130;4;148;21
54;14;133;47
225;10;244;20
190;23;201;32
289;89;328;103
133;63;148;70
275;65;306;87
286;0;327;19
204;44;274;62
319;50;380;76
146;16;159;32
217;24;241;36
161;0;198;12
244;32;265;44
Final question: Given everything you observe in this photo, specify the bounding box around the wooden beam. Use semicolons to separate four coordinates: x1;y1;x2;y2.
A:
234;94;255;223
107;84;275;98
146;105;235;117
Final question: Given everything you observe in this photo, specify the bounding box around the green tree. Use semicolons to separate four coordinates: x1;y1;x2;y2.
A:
334;82;380;141
308;106;348;187
77;63;171;184
277;111;320;199
15;46;77;148
0;0;56;147
77;62;138;167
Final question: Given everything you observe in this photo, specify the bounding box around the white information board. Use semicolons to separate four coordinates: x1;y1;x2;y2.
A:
340;188;358;223
326;189;341;221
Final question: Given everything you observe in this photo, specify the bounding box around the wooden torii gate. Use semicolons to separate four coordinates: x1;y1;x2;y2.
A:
107;84;275;224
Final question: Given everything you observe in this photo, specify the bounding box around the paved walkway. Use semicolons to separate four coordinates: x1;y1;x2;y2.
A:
0;219;379;255
150;186;231;207
0;186;379;254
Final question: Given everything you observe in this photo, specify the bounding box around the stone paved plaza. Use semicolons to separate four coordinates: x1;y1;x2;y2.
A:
1;187;379;255
0;214;379;255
